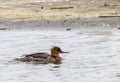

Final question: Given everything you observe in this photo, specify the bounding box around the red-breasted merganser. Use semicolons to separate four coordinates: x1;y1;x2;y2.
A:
15;46;69;64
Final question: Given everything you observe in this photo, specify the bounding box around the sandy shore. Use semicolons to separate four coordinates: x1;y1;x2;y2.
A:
0;0;120;21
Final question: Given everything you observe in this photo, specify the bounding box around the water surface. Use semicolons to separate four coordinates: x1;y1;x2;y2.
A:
0;30;120;82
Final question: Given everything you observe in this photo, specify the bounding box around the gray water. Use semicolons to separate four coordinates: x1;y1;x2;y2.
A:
0;30;120;82
0;17;120;30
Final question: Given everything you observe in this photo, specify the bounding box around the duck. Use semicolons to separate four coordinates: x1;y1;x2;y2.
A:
15;46;69;64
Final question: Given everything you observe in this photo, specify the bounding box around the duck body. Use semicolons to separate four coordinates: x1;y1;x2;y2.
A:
16;52;62;64
15;46;69;64
25;52;50;59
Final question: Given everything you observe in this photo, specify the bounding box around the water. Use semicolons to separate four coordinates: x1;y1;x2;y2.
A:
0;30;120;82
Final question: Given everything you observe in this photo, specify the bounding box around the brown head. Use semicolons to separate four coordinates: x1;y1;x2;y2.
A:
51;46;69;58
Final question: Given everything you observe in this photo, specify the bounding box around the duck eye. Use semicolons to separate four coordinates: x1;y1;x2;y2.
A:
57;49;60;52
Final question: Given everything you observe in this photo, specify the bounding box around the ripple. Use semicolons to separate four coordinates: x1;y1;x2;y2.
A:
0;30;120;82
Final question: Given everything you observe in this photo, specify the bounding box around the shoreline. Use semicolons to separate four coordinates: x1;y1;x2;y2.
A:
0;0;120;21
0;0;120;31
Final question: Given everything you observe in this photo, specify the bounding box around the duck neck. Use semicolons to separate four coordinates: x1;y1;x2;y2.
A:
51;50;59;58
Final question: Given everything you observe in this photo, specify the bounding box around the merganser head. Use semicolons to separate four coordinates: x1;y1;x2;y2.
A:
51;46;69;58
